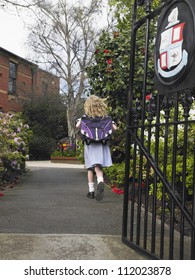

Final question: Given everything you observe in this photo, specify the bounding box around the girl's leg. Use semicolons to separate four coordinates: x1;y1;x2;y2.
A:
88;169;94;183
87;169;95;198
94;165;104;184
94;165;105;201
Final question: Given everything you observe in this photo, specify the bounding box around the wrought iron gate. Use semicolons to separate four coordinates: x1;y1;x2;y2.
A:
122;0;195;260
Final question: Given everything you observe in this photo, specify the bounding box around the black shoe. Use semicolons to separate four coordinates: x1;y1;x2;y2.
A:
87;192;95;198
96;182;105;201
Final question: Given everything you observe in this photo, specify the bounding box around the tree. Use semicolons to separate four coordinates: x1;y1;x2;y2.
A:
86;0;161;162
86;1;134;162
27;0;113;143
22;94;68;159
87;0;161;107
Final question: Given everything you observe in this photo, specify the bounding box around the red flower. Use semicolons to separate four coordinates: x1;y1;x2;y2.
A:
146;94;151;101
107;58;112;64
95;49;99;54
112;186;124;195
104;49;109;54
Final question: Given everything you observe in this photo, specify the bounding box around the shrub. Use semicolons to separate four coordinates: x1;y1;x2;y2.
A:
104;162;126;187
51;149;76;157
22;94;68;160
0;113;32;186
29;135;56;160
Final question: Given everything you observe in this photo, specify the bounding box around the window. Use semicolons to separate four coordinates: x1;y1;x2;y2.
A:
8;61;17;94
42;81;48;95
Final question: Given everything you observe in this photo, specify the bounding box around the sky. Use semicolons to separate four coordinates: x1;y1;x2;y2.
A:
0;8;29;58
0;0;111;61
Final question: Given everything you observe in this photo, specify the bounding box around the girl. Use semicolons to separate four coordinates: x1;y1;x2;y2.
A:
76;95;117;201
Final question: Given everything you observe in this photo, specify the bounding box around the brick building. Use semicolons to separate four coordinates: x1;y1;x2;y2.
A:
0;47;60;113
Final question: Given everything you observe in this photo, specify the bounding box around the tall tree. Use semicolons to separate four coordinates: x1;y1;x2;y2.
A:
27;0;113;143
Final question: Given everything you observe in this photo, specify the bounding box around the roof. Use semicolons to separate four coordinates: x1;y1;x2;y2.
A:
0;46;59;78
0;46;36;67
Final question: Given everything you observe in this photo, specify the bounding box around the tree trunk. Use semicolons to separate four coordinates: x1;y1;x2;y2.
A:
67;106;76;145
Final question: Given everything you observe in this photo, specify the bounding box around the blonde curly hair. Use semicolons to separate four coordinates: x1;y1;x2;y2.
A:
84;95;108;118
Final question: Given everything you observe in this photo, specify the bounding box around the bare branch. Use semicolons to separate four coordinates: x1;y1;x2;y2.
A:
0;0;42;9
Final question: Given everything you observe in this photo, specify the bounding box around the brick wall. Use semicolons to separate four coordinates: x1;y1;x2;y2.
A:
35;68;60;96
0;47;60;113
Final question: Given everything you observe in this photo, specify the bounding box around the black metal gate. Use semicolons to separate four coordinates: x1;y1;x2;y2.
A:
122;0;195;260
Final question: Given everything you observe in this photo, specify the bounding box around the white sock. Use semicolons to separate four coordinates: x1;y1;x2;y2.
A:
97;176;104;184
88;182;95;192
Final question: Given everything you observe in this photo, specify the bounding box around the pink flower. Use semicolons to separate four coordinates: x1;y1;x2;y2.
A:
14;137;20;144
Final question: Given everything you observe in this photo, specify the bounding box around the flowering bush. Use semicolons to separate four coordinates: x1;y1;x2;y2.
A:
0;112;32;187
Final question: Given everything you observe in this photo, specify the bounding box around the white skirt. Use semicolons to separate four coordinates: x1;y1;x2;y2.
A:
84;143;112;169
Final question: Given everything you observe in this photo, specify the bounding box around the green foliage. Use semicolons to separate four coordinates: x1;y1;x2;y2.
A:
86;1;161;163
86;30;130;162
29;135;57;160
87;30;130;116
141;104;195;200
51;149;76;157
22;94;68;159
104;162;126;187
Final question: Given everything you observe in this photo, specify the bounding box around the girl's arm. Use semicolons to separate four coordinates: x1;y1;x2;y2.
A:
75;118;81;128
112;121;117;131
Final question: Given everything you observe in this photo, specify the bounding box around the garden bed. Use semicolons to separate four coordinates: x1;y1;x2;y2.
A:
50;156;81;164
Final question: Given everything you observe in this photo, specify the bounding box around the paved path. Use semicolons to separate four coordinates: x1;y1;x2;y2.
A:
0;161;146;260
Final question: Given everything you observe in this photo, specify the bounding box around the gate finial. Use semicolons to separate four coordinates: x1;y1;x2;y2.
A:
181;90;193;118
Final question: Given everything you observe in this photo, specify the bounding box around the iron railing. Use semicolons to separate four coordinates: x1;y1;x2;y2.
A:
122;0;195;260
